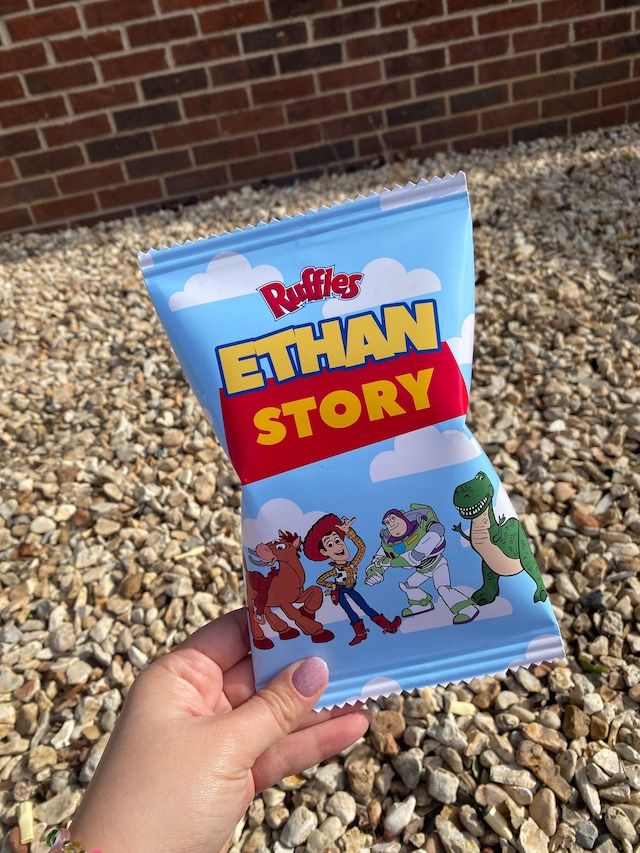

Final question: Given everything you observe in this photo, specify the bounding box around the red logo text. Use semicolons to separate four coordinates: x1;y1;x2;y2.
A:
258;266;363;319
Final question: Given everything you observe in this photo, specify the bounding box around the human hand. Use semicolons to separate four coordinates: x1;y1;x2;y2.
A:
365;571;384;586
68;608;369;853
337;516;355;533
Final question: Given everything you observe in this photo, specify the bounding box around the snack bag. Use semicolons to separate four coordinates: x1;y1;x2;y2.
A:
139;174;564;709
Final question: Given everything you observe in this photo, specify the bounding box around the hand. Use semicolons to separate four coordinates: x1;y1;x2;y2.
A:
452;522;463;534
337;516;355;533
365;571;384;586
68;608;369;853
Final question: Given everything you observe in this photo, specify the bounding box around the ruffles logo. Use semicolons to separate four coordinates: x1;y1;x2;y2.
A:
258;266;363;319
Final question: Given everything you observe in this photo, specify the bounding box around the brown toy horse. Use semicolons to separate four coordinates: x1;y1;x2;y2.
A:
246;530;334;650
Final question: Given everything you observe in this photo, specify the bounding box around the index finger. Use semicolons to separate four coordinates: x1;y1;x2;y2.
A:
176;607;250;672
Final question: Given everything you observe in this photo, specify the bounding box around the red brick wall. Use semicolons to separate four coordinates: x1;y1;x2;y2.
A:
1;0;638;234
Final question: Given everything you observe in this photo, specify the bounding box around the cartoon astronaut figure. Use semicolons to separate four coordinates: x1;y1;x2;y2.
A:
365;504;479;625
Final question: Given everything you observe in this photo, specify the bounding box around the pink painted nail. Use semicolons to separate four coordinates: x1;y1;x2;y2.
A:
292;657;329;697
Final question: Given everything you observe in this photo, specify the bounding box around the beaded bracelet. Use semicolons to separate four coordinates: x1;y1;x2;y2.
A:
46;827;103;853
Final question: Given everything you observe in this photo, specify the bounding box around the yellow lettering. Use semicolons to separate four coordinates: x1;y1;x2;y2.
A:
256;328;298;382
397;368;433;411
218;341;264;394
294;321;346;374
254;406;286;445
281;396;317;438
319;390;362;429
383;301;438;356
361;379;406;420
344;313;395;367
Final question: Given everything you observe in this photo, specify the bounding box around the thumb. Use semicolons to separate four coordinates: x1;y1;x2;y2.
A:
233;657;329;760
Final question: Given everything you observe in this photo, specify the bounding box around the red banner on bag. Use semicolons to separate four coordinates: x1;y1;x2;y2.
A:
221;343;468;484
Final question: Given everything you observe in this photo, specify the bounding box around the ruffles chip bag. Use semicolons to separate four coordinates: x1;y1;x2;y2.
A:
139;173;565;709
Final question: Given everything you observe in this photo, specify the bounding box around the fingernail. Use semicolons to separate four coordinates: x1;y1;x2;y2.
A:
292;657;329;698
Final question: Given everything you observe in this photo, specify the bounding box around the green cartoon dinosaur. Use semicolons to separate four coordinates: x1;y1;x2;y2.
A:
452;471;547;606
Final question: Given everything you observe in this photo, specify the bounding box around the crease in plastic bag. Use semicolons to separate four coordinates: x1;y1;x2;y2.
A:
139;173;565;710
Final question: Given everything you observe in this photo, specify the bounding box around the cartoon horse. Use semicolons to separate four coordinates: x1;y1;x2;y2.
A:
246;530;335;650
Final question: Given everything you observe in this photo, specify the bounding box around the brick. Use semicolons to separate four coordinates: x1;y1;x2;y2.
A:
2;0;28;12
0;159;16;183
321;111;384;140
98;179;163;209
385;49;445;77
479;54;536;84
413;17;473;44
421;114;478;144
232;151;294;180
0;43;47;73
200;1;267;32
454;130;509;151
450;35;509;64
347;30;408;60
87;132;153;162
52;30;122;62
141;69;207;100
128;15;196;48
605;0;639;6
210;56;275;86
513;71;570;99
574;60;629;88
270;0;336;19
513;23;569;52
44;115;112;146
0;208;32;232
540;41;597;71
387;97;446;126
294;142;353;169
574;12;631;40
481;101;539;129
313;8;375;39
379;0;443;26
33;0;80;6
114;101;180;132
629;101;640;121
252;75;315;104
194;136;257;164
0;96;66;128
450;84;508;114
259;124;322;152
602;34;640;60
0;129;40;157
155;118;218;148
286;93;347;123
172;35;238;66
542;0;601;21
570;105;626;132
448;0;503;9
101;49;167;82
17;146;84;178
603;79;640;104
70;82;138;113
7;7;80;39
319;61;380;91
415;65;475;96
183;89;250;117
83;0;154;27
512;119;567;142
160;0;238;9
351;79;411;111
279;43;342;73
0;76;24;102
221;104;286;135
478;3;538;34
33;193;97;223
0;177;56;206
26;62;96;96
165;166;227;195
242;22;307;53
58;163;123;194
126;150;191;179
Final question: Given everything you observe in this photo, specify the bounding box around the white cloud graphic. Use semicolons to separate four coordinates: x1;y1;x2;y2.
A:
344;676;403;706
322;257;441;318
168;251;282;311
243;498;324;550
398;586;512;634
370;426;481;483
446;313;475;366
508;633;566;671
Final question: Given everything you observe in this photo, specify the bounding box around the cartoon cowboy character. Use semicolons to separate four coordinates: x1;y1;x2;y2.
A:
366;504;479;625
303;514;401;646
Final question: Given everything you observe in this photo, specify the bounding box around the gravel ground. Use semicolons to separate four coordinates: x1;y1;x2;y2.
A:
0;122;639;853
